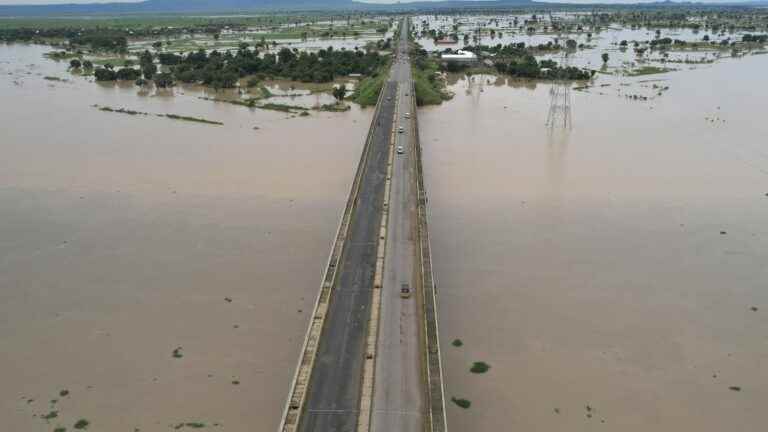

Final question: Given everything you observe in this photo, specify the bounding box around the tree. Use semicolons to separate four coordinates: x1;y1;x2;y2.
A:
601;52;609;64
142;63;157;80
115;67;141;80
565;39;577;50
333;84;347;102
94;67;117;81
152;41;163;51
154;72;175;88
82;60;93;70
69;59;82;69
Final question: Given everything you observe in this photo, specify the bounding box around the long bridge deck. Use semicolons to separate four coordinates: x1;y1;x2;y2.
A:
278;18;446;432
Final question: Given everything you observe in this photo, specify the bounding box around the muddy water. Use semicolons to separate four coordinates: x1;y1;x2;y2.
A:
419;54;768;431
0;43;371;431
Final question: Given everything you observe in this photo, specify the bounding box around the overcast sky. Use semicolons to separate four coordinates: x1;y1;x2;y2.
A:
0;0;748;6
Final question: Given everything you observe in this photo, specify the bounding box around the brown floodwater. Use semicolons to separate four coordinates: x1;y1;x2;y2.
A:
419;53;768;431
0;42;372;432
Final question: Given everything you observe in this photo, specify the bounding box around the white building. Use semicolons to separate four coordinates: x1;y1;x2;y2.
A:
440;50;477;63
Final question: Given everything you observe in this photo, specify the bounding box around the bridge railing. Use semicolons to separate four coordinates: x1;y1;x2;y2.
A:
277;76;391;432
411;82;448;432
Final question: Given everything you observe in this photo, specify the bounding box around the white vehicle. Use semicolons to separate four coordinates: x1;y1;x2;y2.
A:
397;146;404;154
398;126;404;133
404;112;410;119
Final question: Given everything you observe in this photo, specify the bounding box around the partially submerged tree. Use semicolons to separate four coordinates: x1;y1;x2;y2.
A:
333;84;347;102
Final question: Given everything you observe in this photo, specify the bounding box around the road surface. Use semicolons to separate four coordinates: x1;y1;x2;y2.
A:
371;17;425;432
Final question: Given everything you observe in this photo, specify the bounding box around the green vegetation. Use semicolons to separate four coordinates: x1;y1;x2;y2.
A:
625;66;674;76
351;72;386;106
163;114;223;125
319;103;351;112
199;96;259;108
43;411;59;420
469;43;593;81
91;45;385;89
73;419;89;430
332;83;347;102
96;106;222;125
98;106;147;115
470;361;491;374
412;47;451;106
43;76;64;81
173;422;208;430
451;339;463;347
258;102;307;113
53;427;67;432
451;397;472;409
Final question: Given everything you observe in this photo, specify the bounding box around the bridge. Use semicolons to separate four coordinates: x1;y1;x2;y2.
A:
278;18;447;432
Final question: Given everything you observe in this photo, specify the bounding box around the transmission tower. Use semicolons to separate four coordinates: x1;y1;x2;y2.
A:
546;51;573;130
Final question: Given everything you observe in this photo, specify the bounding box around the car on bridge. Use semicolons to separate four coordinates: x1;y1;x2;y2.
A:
397;146;404;154
400;284;411;299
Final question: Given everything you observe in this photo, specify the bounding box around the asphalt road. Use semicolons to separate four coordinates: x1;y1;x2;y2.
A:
297;47;399;432
371;18;424;432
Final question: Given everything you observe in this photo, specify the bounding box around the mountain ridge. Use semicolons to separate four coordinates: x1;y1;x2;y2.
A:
0;0;762;17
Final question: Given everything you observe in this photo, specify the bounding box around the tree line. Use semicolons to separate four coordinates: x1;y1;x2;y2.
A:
90;45;386;88
461;42;594;80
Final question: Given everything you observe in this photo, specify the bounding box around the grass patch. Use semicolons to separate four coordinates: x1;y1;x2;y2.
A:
451;339;463;347
351;72;386;107
257;102;306;113
470;361;491;374
73;419;90;430
185;422;206;428
98;106;148;116
625;66;674;76
319;103;351;112
162;114;223;125
451;397;471;409
199;96;258;108
54;427;67;432
412;54;451;106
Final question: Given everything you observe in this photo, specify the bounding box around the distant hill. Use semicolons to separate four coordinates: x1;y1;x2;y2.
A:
0;0;358;16
0;0;534;17
0;0;759;18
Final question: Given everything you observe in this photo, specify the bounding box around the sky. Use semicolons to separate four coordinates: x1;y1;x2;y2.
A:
0;0;750;6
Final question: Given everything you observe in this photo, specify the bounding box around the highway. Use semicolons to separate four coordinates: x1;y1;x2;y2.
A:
295;26;404;432
371;17;425;432
291;18;426;432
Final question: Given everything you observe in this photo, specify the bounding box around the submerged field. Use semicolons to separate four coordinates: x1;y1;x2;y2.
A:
420;40;768;432
0;42;373;432
2;8;768;432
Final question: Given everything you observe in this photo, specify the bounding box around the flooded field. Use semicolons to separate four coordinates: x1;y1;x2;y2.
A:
420;47;768;431
0;42;372;432
415;14;768;74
